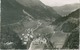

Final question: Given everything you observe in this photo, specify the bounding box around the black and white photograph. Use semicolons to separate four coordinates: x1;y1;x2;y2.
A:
1;0;80;50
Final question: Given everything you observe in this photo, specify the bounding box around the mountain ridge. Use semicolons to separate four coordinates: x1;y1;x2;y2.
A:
2;0;61;25
53;3;80;16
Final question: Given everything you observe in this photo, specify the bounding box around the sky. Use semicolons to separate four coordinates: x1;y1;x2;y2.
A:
40;0;80;6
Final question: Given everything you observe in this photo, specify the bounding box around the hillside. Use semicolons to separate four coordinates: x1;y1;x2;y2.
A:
1;0;61;49
53;3;80;16
52;9;79;49
2;0;61;25
16;0;61;19
52;9;79;32
62;27;79;49
1;0;26;25
1;0;79;49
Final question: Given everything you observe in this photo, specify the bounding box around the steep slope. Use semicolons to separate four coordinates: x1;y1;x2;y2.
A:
53;3;80;16
16;0;61;20
1;0;61;49
2;0;61;25
51;9;79;49
61;9;79;33
52;9;79;32
62;27;79;49
1;26;26;49
2;0;26;25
